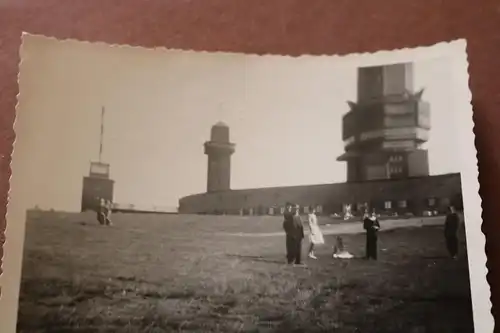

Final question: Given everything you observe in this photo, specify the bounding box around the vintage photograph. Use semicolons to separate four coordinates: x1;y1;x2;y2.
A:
2;35;490;332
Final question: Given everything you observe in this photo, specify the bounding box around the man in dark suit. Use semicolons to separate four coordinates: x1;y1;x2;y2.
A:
283;202;294;263
283;203;305;265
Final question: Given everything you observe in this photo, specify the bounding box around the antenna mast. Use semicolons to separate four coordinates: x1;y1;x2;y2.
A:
99;106;105;163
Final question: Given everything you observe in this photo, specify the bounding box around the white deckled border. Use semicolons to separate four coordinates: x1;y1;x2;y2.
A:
0;33;493;333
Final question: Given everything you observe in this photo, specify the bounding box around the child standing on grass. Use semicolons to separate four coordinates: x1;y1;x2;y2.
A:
363;210;380;260
307;206;325;259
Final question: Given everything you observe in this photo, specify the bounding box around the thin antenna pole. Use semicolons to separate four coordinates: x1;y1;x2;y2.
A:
99;106;105;163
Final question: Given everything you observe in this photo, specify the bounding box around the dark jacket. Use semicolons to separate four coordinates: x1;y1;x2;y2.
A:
444;212;459;237
283;211;293;232
363;216;380;235
283;213;304;239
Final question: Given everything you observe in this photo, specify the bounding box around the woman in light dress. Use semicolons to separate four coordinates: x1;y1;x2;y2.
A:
307;206;325;259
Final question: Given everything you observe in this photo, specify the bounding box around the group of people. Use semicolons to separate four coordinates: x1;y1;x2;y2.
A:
282;202;461;265
97;198;113;226
282;202;359;266
282;203;322;266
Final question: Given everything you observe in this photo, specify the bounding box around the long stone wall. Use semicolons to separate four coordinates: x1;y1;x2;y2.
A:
178;173;462;216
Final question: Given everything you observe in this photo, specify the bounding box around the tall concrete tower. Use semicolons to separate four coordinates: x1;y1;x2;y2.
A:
204;122;235;192
337;62;431;182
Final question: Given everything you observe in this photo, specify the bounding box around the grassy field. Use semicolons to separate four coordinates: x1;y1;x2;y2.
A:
17;212;474;333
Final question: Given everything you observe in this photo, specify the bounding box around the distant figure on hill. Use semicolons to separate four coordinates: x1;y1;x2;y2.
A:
105;200;113;226
307;206;324;259
283;203;305;266
444;205;460;259
96;199;113;226
97;198;106;225
332;236;354;259
363;210;380;260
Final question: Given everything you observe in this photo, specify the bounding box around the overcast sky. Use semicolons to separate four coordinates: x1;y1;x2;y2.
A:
14;36;461;211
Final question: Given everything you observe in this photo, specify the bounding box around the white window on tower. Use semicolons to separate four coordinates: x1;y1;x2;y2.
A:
384;201;392;209
398;200;407;208
316;205;323;213
303;206;309;214
280;207;285;214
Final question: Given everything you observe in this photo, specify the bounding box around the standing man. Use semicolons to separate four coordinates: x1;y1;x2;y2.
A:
444;205;460;259
363;210;380;260
283;203;305;266
283;202;294;263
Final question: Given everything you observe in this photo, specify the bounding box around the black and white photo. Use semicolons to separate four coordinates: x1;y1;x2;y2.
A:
1;35;492;332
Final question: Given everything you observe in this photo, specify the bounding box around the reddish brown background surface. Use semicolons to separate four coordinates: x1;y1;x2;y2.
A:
1;0;499;329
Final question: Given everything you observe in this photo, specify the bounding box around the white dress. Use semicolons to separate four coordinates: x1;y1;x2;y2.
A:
333;251;354;259
308;213;325;245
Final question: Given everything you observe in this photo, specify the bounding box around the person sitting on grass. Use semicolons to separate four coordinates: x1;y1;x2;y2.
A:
332;236;354;259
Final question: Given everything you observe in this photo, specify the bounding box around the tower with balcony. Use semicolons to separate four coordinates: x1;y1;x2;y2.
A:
337;63;431;182
204;122;236;192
